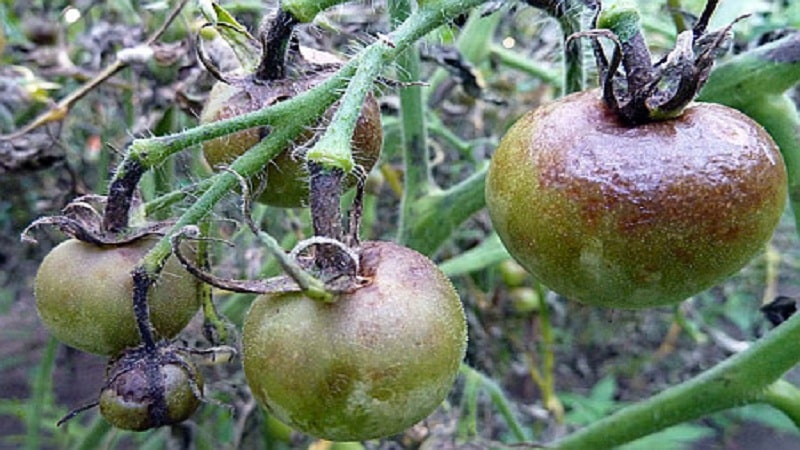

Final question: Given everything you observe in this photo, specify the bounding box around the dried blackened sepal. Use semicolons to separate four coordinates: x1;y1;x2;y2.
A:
170;226;363;296
579;0;742;124
21;194;173;245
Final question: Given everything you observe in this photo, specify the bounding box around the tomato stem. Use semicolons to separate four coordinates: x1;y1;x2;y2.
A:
131;267;158;352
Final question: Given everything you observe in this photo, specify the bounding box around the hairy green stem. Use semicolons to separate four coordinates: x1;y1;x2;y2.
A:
554;312;800;449
307;44;384;172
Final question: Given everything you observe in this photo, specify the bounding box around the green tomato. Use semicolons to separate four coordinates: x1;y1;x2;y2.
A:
242;241;467;441
34;238;201;355
486;89;787;308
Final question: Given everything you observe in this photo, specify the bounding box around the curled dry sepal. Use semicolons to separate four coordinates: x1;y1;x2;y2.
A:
170;226;368;298
575;0;745;124
20;194;172;246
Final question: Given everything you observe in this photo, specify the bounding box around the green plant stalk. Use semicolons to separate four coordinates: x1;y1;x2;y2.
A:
440;232;509;276
457;367;481;439
197;219;232;344
666;0;688;33
490;45;562;86
252;228;330;301
559;1;587;94
401;164;488;256
459;363;528;442
71;417;112;450
553;311;800;449
307;44;384;172
390;0;438;251
763;379;800;429
24;337;57;450
536;282;563;422
280;0;349;23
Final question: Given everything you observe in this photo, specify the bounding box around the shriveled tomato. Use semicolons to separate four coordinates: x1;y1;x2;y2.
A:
242;241;467;441
34;238;201;355
486;89;786;308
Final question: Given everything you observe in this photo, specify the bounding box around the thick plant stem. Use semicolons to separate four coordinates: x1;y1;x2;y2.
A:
307;44;384;172
400;164;487;256
390;0;437;251
554;312;800;449
559;1;588;94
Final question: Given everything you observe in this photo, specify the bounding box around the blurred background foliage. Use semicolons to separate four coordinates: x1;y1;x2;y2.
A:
1;0;800;448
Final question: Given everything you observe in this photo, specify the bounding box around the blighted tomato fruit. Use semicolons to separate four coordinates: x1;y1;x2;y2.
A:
242;241;467;441
34;238;201;355
99;348;203;431
486;89;787;308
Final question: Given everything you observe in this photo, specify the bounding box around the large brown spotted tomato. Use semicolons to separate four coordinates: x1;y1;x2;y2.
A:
486;89;787;308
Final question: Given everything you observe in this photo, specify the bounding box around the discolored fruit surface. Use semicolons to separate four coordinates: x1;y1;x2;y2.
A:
486;89;787;308
200;71;383;208
242;241;467;441
99;353;203;431
34;238;201;355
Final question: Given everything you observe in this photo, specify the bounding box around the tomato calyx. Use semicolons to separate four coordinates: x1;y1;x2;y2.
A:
575;0;741;125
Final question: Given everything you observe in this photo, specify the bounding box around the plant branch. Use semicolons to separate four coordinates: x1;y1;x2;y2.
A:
554;312;800;449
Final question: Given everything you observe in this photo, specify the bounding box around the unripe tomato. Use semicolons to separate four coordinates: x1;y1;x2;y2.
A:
200;70;383;208
34;238;201;355
486;89;787;308
242;241;467;441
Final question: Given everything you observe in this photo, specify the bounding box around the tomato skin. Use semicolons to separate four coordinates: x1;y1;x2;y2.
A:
242;241;467;441
200;75;383;208
486;89;787;308
34;238;201;355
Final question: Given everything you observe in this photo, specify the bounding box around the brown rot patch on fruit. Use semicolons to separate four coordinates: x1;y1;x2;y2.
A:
486;89;787;308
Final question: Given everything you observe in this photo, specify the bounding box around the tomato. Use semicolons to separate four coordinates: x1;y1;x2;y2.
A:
200;70;383;208
34;238;201;355
242;241;467;441
99;348;203;431
486;89;787;308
